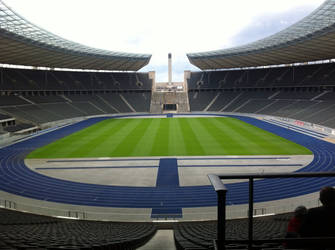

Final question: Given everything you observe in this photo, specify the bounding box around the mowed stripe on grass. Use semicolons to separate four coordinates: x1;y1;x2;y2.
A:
27;117;312;158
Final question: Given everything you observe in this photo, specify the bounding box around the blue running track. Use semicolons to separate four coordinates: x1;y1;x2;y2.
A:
152;158;182;218
0;114;335;214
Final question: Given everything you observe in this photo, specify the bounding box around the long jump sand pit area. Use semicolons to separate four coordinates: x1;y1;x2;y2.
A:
25;158;160;187
177;155;314;186
25;155;313;188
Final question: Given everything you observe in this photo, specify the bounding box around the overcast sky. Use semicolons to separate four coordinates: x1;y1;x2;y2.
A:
4;0;325;82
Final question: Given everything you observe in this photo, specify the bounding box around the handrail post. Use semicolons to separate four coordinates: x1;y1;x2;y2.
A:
217;189;227;250
248;177;254;250
208;174;228;250
208;172;335;250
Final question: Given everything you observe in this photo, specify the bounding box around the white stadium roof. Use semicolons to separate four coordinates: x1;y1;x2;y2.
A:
0;1;151;71
187;0;335;70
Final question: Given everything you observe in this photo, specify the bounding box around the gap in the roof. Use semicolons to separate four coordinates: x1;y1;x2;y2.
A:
3;0;325;82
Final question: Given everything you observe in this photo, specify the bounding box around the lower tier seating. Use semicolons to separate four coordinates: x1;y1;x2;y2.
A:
188;89;335;128
3;123;36;133
0;92;151;124
174;213;291;250
0;208;156;250
0;113;12;120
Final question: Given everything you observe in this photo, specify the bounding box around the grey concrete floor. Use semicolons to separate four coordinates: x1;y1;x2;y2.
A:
137;230;177;250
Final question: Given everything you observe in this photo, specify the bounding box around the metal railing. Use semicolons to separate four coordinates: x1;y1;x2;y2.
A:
67;211;86;220
208;171;335;250
0;199;16;209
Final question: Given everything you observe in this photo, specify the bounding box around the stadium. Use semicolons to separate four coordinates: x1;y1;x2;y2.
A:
0;0;335;249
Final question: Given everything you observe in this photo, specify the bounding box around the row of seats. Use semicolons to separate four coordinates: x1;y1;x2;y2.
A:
3;123;36;133
0;207;293;250
188;63;335;89
0;113;12;120
0;112;36;134
0;208;156;250
0;68;152;90
174;213;291;250
0;93;151;124
0;68;152;125
188;89;335;128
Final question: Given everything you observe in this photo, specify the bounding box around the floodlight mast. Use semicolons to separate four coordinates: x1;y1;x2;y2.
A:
168;53;172;85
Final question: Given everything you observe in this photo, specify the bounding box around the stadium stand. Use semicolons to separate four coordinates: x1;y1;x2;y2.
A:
0;68;153;125
25;95;67;104
174;214;290;250
121;92;151;112
0;207;156;249
98;93;133;113
187;64;335;90
207;91;240;112
187;63;335;128
0;95;30;106
2;0;335;248
65;95;111;113
0;68;152;91
222;90;274;113
3;123;37;133
0;113;12;121
0;108;37;133
188;91;218;111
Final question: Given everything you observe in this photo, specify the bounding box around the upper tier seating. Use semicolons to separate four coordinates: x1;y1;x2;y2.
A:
0;68;152;90
188;63;335;89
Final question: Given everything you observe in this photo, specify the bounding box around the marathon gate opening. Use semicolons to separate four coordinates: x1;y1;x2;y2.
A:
163;104;177;111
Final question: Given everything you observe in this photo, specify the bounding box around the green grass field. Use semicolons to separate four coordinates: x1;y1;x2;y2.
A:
27;117;312;158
